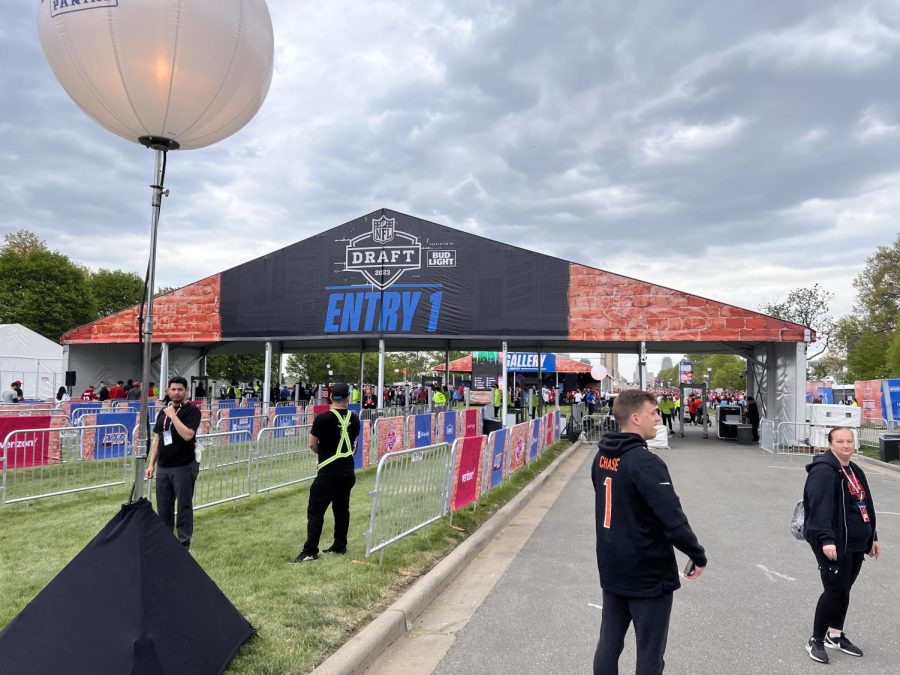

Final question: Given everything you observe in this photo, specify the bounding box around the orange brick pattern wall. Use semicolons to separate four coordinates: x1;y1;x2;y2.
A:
567;264;809;343
61;275;222;344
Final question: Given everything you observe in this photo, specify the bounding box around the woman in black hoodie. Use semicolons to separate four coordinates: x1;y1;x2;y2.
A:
803;426;881;664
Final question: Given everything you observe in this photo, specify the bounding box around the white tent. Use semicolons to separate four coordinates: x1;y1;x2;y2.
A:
0;324;64;400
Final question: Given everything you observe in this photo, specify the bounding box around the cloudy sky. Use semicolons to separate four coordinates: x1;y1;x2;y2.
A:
3;1;899;371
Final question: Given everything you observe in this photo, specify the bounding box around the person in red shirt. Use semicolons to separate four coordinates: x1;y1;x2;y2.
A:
108;381;127;399
81;385;97;401
687;396;702;425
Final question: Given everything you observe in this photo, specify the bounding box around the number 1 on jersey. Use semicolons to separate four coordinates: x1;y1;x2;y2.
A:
603;476;612;528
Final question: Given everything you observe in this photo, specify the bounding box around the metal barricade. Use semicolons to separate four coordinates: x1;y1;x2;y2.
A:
759;419;776;453
254;424;316;493
365;442;455;560
774;422;814;455
192;430;254;510
2;423;132;505
359;408;383;422
859;418;888;448
214;414;268;434
581;414;618;442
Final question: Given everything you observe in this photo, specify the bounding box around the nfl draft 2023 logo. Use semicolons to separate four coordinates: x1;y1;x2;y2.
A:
343;216;422;291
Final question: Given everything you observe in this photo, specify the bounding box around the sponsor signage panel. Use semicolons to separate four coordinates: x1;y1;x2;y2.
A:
504;352;557;373
487;428;508;489
219;210;569;340
451;435;484;511
0;416;52;468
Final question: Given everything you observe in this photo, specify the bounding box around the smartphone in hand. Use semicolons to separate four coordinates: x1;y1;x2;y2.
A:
683;560;696;578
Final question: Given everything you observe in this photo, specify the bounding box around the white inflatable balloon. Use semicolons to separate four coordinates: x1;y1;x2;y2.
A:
591;365;608;381
37;0;274;150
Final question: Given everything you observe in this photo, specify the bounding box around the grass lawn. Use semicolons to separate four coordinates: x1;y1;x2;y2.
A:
0;440;571;674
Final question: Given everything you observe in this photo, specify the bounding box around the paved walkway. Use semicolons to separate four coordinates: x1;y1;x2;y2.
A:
366;428;900;674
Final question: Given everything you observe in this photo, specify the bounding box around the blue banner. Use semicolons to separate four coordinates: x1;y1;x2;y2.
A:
227;408;255;443
348;403;361;414
529;421;541;460
883;379;900;424
69;402;102;425
489;428;508;488
504;352;557;373
442;411;457;444
218;398;238;409
413;414;433;448
816;387;833;404
94;412;137;459
272;406;297;439
554;410;562;441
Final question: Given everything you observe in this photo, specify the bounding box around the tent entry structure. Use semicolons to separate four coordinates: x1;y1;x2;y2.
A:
0;324;63;399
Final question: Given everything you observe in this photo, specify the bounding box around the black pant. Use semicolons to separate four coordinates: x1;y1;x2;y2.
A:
813;551;865;640
302;471;356;555
155;462;199;549
661;413;673;431
594;589;673;675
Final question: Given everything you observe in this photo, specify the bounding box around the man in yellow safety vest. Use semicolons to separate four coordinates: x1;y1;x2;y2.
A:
294;383;360;562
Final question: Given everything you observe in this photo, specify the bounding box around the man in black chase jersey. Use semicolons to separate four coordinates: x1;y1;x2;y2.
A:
294;383;360;563
591;389;707;674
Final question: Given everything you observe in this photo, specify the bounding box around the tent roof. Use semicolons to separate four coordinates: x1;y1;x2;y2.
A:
0;324;63;360
434;353;592;373
61;209;812;357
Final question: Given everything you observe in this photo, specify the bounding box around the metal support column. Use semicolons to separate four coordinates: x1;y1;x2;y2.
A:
377;339;385;410
263;341;272;415
501;341;508;425
158;342;169;400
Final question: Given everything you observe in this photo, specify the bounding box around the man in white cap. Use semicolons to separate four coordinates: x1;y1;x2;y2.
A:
294;383;360;562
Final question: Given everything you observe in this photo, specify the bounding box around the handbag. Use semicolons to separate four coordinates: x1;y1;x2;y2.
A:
790;499;806;540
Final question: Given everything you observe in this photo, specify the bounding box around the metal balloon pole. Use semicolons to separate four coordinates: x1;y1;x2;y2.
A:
133;137;176;501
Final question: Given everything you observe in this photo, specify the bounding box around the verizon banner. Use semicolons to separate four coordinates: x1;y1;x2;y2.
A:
450;435;486;511
461;409;479;438
1;415;52;468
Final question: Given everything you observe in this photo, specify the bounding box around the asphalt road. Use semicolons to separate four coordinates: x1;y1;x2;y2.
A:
430;427;900;675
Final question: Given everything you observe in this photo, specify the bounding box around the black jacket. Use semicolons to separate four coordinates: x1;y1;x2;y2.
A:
804;451;877;555
591;432;707;598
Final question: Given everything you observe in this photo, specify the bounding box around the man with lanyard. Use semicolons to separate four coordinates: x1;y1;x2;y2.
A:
294;383;360;562
145;377;203;549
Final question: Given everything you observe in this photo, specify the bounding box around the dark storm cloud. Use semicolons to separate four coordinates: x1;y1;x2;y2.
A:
2;0;898;316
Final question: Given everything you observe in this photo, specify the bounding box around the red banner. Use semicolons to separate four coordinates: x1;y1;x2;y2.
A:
451;435;485;511
0;415;52;468
544;412;554;447
462;409;479;437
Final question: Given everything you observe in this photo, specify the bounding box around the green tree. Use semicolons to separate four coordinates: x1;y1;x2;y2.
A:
206;354;277;384
90;268;145;317
846;329;890;380
660;355;746;390
760;283;834;358
854;232;900;334
0;231;97;340
886;327;900;377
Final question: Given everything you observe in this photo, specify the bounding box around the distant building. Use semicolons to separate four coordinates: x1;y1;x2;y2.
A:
661;356;673;371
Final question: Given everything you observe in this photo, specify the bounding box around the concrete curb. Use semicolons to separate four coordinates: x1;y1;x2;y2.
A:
856;453;900;474
310;440;585;675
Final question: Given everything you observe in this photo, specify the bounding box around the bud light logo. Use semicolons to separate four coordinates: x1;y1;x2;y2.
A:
514;438;525;462
461;470;475;483
386;429;398;451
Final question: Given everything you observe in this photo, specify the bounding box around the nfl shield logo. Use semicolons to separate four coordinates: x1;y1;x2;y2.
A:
372;215;395;244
